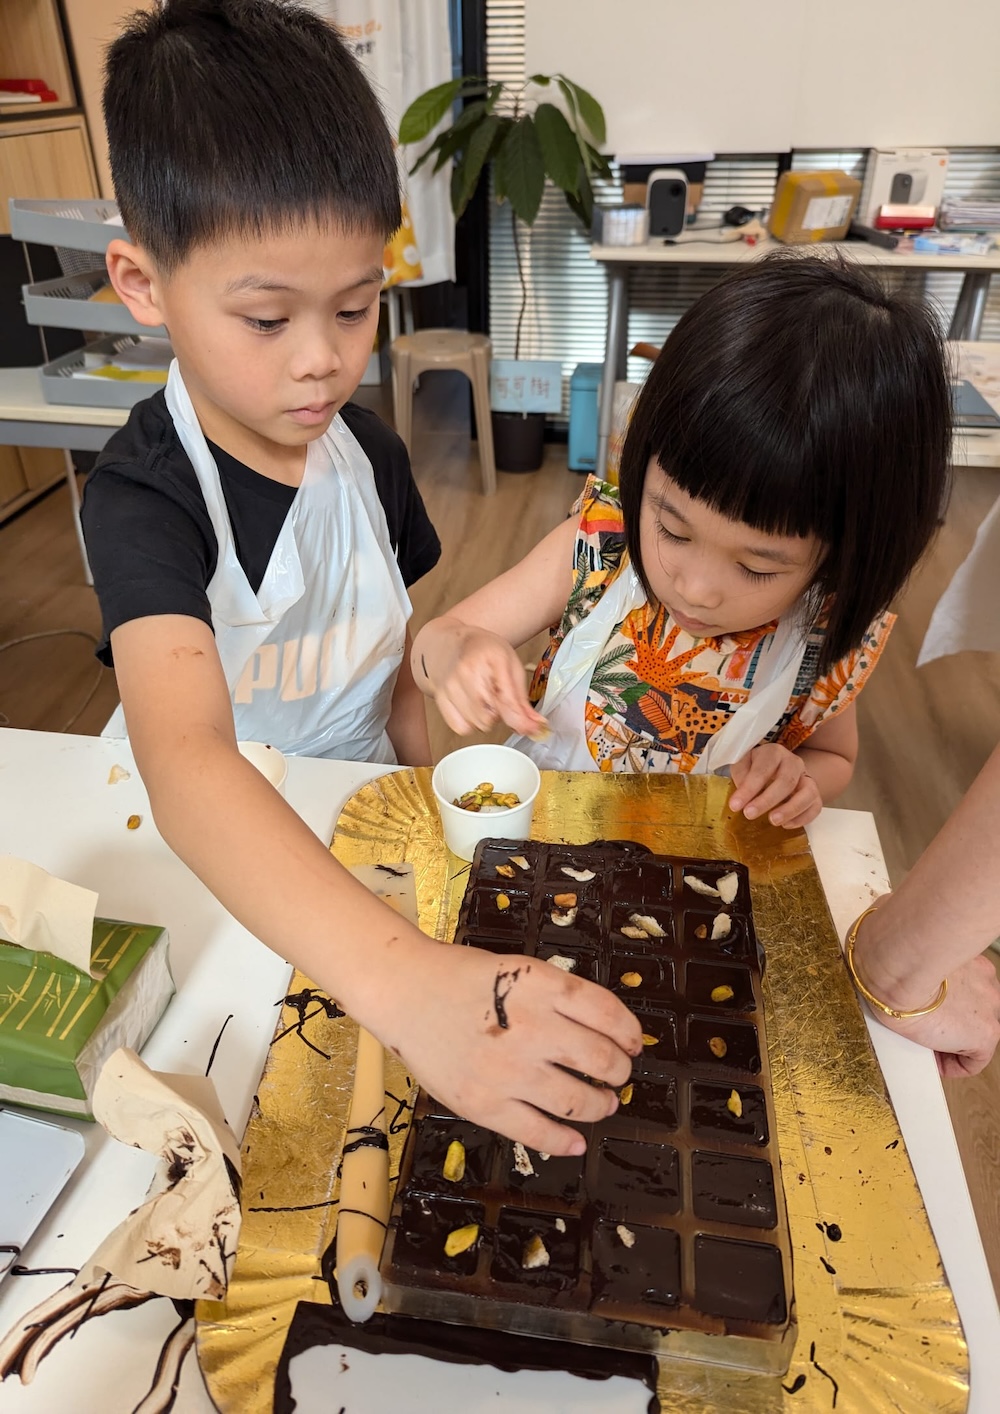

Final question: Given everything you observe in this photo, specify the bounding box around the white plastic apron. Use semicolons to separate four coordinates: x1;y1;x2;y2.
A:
104;362;409;761
509;565;809;773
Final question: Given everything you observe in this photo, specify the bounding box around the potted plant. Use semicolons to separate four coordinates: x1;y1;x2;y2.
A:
399;72;610;472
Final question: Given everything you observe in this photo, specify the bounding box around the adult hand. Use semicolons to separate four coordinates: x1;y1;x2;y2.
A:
417;620;546;738
852;906;1000;1076
729;743;823;829
375;932;642;1155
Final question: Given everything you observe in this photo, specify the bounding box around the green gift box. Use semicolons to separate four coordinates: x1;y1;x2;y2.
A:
0;919;173;1118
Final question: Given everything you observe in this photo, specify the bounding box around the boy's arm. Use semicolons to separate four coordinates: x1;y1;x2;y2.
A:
412;517;576;736
386;629;432;766
111;613;642;1151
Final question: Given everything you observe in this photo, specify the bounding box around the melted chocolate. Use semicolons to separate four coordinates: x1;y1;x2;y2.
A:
382;840;792;1356
273;1299;661;1413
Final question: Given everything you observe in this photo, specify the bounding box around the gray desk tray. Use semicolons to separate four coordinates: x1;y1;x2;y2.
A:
21;270;165;338
9;198;124;253
40;336;166;410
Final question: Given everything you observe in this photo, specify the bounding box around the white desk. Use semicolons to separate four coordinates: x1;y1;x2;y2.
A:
592;236;1000;473
0;730;997;1411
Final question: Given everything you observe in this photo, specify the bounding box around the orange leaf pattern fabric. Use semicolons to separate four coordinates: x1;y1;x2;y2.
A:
529;477;894;773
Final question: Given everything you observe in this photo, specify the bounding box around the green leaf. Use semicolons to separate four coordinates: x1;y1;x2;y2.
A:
495;116;545;226
431;111;485;174
563;166;594;232
555;77;579;125
399;79;463;144
408;140;443;178
559;76;606;145
528;73;551;86
586;143;614;181
595;642;634;673
534;103;580;192
453;114;501;217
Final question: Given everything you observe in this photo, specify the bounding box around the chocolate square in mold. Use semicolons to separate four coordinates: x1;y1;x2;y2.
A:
491;1208;581;1291
683;910;752;961
538;893;601;946
688;1016;761;1073
694;1235;787;1325
690;1081;768;1146
501;1141;585;1203
680;861;744;908
684;960;756;1012
692;1151;778;1229
595;1136;681;1217
536;941;602;983
610;861;674;902
632;1009;679;1069
616;1074;678;1131
609;951;675;1005
610;902;674;948
393;1193;485;1278
468;887;531;934
408;1117;497;1193
591;1219;682;1310
479;841;541;882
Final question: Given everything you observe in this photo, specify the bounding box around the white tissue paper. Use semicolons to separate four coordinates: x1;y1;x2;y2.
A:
0;856;98;975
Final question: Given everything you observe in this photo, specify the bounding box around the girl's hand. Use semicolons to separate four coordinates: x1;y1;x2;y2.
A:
375;932;643;1155
417;620;547;738
729;743;823;828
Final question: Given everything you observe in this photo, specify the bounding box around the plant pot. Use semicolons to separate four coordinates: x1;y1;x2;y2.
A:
492;411;546;473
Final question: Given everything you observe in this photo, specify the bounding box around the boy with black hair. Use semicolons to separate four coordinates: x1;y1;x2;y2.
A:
82;0;640;1156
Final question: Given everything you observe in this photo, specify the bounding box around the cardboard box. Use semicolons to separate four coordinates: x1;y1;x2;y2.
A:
767;171;861;244
860;149;949;226
0;919;174;1118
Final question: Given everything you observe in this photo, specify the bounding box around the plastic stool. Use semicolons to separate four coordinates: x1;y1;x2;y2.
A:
390;330;497;496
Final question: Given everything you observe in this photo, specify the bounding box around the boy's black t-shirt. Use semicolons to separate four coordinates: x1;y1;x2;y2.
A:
80;391;441;666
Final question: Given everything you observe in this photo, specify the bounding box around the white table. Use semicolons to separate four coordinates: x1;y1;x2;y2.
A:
592;236;1000;473
0;729;997;1411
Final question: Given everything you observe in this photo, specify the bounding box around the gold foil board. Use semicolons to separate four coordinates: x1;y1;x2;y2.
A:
196;769;968;1413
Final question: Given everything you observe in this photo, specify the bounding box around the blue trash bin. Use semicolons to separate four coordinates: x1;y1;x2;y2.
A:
568;363;603;473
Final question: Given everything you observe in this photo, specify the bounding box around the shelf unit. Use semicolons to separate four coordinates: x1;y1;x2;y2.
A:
0;0;101;520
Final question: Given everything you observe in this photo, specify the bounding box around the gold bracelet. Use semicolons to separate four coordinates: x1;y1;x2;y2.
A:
844;905;948;1019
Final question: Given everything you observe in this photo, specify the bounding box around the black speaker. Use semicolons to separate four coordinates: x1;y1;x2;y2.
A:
647;168;688;238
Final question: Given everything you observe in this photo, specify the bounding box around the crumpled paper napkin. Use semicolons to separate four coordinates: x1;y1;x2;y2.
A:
77;1047;242;1301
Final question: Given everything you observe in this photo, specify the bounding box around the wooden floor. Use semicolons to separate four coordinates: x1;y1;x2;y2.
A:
2;372;1000;1304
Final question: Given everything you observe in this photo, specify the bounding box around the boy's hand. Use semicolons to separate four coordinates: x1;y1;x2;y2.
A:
729;743;822;829
421;621;547;738
377;933;643;1155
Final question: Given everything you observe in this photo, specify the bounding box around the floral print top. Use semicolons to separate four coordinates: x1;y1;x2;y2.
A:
529;477;894;774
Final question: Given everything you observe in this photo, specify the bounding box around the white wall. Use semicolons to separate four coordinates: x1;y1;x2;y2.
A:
526;0;1000;155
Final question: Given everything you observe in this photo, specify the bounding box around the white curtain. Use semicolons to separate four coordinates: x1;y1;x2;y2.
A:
306;0;456;285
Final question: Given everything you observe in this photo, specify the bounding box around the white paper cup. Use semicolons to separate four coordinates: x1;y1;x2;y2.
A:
431;744;541;861
238;740;288;796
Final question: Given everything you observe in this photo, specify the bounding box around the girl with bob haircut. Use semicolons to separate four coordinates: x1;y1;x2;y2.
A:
414;254;951;829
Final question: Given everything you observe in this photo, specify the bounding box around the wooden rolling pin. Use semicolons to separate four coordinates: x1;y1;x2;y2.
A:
335;863;417;1323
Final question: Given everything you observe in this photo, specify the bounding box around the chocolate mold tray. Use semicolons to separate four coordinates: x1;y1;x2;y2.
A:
381;840;795;1375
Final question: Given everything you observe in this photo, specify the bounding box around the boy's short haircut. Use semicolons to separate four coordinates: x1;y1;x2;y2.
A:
104;0;401;269
618;252;952;671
